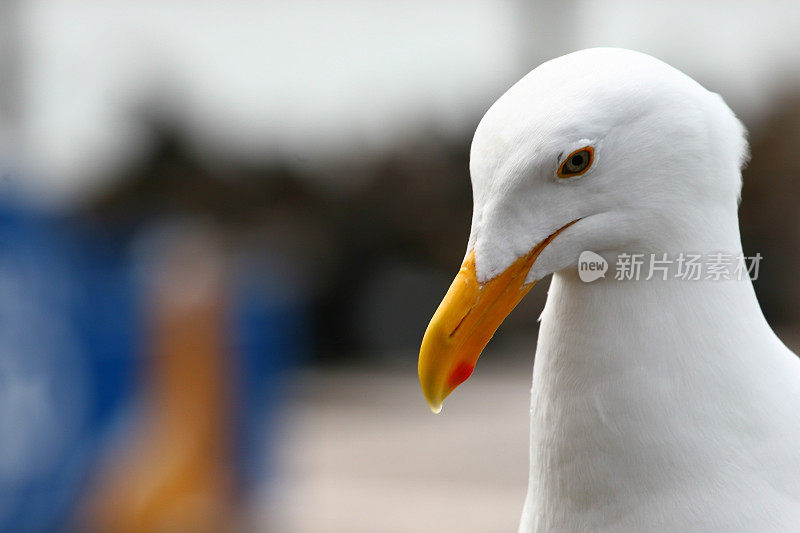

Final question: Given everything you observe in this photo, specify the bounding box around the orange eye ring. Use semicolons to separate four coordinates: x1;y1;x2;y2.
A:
557;146;594;178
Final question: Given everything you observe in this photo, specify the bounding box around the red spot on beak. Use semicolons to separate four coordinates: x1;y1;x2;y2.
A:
448;361;474;389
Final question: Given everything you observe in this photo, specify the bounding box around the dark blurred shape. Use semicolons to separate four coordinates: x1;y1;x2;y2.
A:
740;91;800;327
84;123;481;359
319;142;475;357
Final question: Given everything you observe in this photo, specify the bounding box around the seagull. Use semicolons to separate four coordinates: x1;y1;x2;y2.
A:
418;48;800;531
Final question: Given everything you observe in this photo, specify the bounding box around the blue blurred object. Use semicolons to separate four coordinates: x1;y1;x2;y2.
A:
231;252;310;490
0;188;312;529
0;196;137;532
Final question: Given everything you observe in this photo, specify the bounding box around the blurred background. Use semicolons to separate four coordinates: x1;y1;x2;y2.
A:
1;1;800;532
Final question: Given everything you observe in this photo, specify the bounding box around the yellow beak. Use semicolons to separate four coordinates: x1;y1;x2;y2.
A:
418;221;577;413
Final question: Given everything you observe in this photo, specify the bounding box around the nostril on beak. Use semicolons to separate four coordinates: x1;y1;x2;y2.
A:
449;306;473;338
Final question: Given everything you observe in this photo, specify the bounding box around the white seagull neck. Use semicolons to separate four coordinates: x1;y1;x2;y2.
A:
520;246;800;530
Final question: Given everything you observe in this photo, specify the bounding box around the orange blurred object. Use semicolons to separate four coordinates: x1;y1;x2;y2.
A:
78;228;236;532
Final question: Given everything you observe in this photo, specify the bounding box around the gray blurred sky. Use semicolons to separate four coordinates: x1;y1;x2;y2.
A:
9;0;800;205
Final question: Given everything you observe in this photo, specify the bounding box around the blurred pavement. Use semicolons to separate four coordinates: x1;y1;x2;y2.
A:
264;362;533;533
262;327;800;533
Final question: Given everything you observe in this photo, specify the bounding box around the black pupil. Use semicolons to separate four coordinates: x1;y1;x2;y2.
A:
571;154;584;167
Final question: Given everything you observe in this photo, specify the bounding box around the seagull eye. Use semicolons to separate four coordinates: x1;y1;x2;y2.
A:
558;147;594;178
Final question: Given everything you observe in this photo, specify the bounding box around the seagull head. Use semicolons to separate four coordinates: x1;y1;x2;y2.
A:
418;48;749;413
